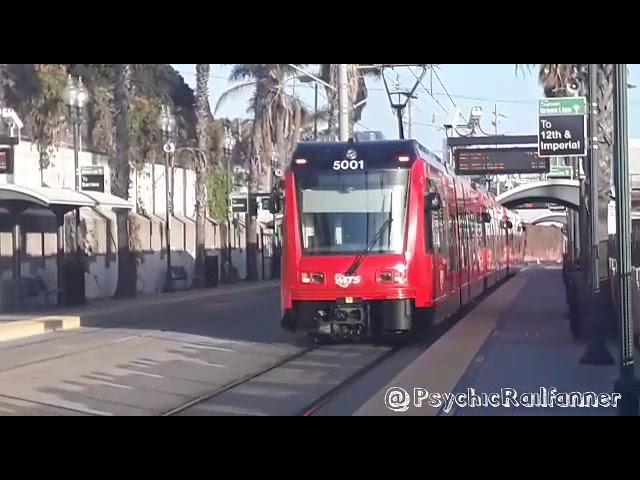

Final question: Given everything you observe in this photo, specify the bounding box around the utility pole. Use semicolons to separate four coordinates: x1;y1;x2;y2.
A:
406;94;418;139
338;64;350;141
588;64;600;293
314;82;319;140
612;63;639;416
407;96;413;139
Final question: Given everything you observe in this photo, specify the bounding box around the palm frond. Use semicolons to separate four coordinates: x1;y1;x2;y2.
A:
214;81;257;116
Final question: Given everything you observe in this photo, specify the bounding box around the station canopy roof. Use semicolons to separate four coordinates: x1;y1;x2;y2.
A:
0;184;133;213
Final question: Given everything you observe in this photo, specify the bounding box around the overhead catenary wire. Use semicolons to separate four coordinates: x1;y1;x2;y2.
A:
431;67;457;109
406;67;449;116
175;67;547;106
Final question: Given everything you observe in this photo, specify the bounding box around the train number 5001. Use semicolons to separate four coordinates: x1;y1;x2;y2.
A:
333;160;364;171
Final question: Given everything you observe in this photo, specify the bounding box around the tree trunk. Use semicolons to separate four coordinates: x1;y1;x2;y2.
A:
220;222;229;269
0;64;7;106
325;65;338;139
578;64;614;289
194;64;210;288
245;160;259;281
244;122;261;282
112;63;137;298
194;155;206;287
595;64;614;282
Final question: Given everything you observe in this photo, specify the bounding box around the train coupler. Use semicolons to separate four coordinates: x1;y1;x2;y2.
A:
313;298;371;342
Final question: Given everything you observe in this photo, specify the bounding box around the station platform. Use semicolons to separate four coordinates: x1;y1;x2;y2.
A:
0;280;278;344
355;266;624;416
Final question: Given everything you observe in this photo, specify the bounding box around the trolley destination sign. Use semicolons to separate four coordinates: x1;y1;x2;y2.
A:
455;147;549;176
537;97;587;158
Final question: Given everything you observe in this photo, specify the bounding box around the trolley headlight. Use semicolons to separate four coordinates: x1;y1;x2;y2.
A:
300;272;325;285
376;265;407;285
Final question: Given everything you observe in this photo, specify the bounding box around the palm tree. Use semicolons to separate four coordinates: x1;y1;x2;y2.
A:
0;64;9;107
193;63;211;288
520;64;615;338
528;64;612;259
216;64;306;280
112;63;137;298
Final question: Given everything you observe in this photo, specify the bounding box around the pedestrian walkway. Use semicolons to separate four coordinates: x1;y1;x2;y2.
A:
356;266;623;416
0;280;278;343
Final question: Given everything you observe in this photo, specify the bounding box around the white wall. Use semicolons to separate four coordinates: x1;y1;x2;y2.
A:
1;140;257;305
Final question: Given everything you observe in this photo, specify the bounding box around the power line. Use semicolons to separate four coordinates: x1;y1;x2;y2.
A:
431;67;457;109
407;67;450;116
284;78;543;105
175;66;640;107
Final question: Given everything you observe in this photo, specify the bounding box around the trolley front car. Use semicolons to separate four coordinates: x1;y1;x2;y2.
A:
279;140;522;342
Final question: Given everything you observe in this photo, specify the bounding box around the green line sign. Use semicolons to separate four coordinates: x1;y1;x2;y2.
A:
538;97;587;116
548;165;574;179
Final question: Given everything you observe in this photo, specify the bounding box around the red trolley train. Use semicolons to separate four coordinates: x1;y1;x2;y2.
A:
279;140;524;341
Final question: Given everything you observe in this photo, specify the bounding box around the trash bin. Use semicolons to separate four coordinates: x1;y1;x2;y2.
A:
64;256;86;306
204;255;219;288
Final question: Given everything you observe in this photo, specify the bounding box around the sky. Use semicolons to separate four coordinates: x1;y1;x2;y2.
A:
171;64;640;156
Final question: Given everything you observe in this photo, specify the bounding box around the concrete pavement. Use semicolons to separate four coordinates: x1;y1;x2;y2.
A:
0;280;278;344
0;283;295;415
342;266;622;416
0;268;628;416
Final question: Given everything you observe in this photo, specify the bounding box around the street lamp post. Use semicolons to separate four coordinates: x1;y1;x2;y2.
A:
160;104;176;292
64;75;88;192
298;75;320;140
224;125;236;274
64;75;88;255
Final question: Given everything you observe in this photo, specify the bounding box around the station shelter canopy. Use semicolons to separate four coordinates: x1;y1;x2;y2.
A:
0;183;133;308
0;184;132;214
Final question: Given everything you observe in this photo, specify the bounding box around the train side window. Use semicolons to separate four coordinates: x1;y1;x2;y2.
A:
426;180;445;255
448;210;458;272
458;201;468;270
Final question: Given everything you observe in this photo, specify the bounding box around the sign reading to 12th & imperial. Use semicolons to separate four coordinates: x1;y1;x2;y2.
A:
538;97;587;158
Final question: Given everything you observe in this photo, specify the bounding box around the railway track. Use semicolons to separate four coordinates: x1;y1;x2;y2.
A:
161;345;318;416
161;274;518;417
162;322;466;416
161;341;401;416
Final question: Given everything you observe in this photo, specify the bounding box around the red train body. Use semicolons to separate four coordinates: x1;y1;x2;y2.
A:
280;140;524;341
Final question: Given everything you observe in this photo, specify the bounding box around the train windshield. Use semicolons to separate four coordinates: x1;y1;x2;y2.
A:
296;169;409;255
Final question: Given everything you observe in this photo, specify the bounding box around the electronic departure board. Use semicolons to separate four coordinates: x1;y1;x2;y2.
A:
455;147;549;176
0;148;13;174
